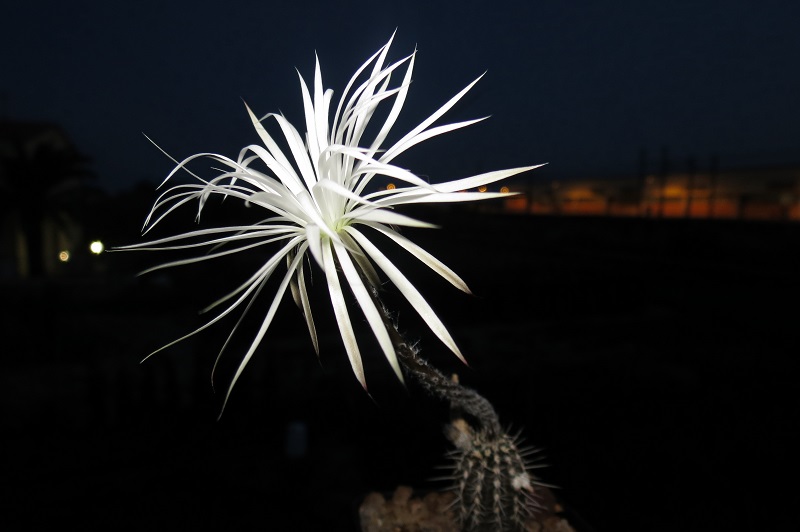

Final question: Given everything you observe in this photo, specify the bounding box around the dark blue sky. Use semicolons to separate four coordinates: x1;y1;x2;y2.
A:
2;0;799;192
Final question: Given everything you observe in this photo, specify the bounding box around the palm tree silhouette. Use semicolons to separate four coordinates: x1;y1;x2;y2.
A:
0;121;94;277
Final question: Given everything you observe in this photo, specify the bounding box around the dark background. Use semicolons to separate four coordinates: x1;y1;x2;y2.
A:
3;210;798;531
2;1;799;531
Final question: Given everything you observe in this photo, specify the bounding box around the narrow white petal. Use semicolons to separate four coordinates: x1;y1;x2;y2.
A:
296;253;319;354
331;36;392;141
366;50;415;158
333;241;403;383
265;113;318;191
246;194;309;227
219;248;307;415
288;252;302;309
350;161;434;190
244;103;305;194
363;222;471;294
286;245;317;356
239;142;305;195
382;192;517;205
153;151;230;189
211;274;272;391
337;67;409;153
113;224;295;251
361;185;428;203
313;55;329;151
202;236;303;313
118;228;298;253
306;224;324;269
347;207;437;229
327;145;434;190
381;74;485;164
322;241;367;389
345;227;466;364
312;177;381;210
297;68;321;165
379;117;488;165
432;165;546;193
340;231;380;287
138;234;294;276
143;249;284;363
142;187;203;234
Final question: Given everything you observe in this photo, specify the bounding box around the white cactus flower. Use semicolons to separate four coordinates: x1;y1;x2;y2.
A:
120;33;541;409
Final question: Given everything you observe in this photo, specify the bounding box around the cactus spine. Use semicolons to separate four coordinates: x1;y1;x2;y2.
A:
364;281;542;531
445;419;540;531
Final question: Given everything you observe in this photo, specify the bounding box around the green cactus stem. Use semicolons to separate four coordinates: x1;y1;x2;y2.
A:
363;281;544;531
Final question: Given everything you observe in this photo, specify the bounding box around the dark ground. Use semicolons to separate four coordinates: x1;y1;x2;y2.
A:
2;212;797;531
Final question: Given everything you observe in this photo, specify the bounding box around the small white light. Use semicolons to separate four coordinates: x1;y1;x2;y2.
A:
59;250;70;262
89;240;104;255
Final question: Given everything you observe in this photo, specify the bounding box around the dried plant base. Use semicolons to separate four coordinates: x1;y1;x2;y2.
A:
359;485;576;532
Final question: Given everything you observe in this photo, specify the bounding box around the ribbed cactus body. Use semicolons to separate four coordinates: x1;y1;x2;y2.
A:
446;419;539;532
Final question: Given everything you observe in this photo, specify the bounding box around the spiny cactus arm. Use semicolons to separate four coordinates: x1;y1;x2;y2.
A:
356;268;544;531
362;281;501;436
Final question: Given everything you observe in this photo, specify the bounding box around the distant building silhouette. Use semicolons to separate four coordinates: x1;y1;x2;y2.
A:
490;162;800;222
0;120;95;278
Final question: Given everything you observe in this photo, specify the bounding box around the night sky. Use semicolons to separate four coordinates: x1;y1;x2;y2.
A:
3;0;799;193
